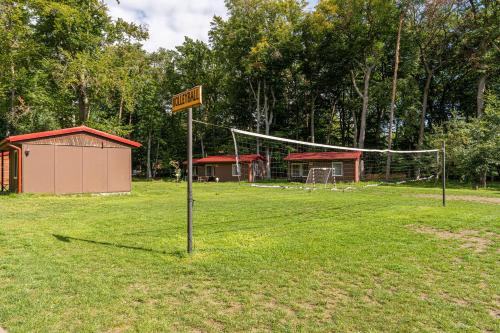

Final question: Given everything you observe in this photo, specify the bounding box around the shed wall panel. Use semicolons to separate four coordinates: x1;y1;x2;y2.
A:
83;147;108;193
287;159;358;182
21;146;131;194
194;163;251;181
55;146;83;194
107;148;131;192
311;160;356;182
23;144;55;193
213;164;233;181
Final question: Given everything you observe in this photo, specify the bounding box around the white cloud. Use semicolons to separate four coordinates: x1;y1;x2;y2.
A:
306;0;318;11
104;0;228;51
104;0;319;52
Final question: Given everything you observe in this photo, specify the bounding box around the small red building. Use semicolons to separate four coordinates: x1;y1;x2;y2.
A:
0;126;141;194
192;154;265;182
284;151;361;182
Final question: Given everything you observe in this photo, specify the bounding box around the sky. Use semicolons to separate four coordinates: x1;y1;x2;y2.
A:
104;0;319;52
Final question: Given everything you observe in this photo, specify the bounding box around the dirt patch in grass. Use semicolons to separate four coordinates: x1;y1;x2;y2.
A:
489;308;500;319
105;325;131;333
223;301;243;315
410;225;498;253
204;318;225;331
414;194;500;204
489;297;500;319
252;294;297;318
440;292;470;307
303;287;350;322
420;293;429;301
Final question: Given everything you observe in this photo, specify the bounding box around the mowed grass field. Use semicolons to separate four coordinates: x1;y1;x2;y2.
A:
0;181;499;332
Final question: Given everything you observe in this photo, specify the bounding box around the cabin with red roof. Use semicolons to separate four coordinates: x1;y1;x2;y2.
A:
0;126;141;194
192;154;265;182
284;151;361;182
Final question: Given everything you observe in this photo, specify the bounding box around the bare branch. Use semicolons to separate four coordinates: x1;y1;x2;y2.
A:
248;80;257;100
351;71;363;99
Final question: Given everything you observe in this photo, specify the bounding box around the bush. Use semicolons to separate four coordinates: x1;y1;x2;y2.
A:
431;94;499;187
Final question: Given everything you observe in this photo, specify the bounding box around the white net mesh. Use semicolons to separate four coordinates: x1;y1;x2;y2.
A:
306;168;335;189
231;129;441;188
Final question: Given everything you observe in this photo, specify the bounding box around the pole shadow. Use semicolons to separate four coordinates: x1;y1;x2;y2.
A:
52;234;171;255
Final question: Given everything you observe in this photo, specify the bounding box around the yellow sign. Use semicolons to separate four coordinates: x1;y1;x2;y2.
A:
172;86;203;113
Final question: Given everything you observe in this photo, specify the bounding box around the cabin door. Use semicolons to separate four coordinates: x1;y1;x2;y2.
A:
205;165;215;178
9;150;18;193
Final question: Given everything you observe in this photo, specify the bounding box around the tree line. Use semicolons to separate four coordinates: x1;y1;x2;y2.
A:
0;0;498;184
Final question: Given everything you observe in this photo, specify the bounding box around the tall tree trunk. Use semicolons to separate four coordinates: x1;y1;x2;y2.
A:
9;60;15;135
310;94;316;143
339;105;344;145
480;170;487;188
249;80;261;154
200;136;205;157
374;105;384;145
418;68;433;148
351;108;358;147
153;139;160;178
118;96;124;121
477;73;486;117
327;103;337;144
10;62;15;113
359;68;371;149
351;66;373;149
262;83;274;179
78;85;89;124
256;82;261;136
386;12;404;180
146;130;152;179
339;94;346;145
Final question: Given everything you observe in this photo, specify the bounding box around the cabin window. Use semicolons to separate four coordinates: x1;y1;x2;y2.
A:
331;162;343;176
205;165;215;177
291;163;307;177
253;162;262;177
232;164;239;176
192;166;198;176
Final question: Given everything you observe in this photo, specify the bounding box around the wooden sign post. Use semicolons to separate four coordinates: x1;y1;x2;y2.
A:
172;86;202;253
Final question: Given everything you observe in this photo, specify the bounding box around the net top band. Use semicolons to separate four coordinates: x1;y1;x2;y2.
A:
231;129;440;154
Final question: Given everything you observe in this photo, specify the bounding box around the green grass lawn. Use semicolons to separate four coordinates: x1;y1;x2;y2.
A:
0;181;499;332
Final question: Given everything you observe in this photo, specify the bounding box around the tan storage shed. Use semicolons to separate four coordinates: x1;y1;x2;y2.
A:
0;126;141;194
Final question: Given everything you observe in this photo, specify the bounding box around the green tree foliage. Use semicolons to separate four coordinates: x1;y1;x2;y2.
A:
432;94;499;186
0;0;57;134
0;0;498;182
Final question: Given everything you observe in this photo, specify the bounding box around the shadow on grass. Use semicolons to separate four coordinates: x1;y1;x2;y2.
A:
52;234;180;256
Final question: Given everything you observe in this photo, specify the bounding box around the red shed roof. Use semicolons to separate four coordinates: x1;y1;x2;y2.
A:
284;151;361;161
193;154;264;164
0;126;141;148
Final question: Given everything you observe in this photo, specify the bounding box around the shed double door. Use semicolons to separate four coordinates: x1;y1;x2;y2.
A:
23;144;131;194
